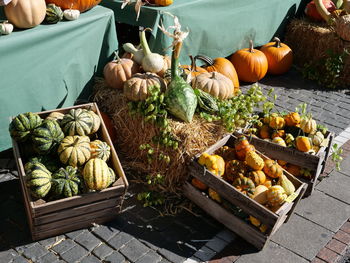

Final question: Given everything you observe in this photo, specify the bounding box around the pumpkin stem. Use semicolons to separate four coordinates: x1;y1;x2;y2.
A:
113;51;121;62
249;40;254;53
273;37;281;48
211;71;217;79
195;55;214;66
314;0;332;23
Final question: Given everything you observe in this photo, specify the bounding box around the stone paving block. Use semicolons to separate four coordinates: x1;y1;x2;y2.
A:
216;230;236;243
326;239;348;255
51;238;76;254
74;230;102;251
158;246;188;263
340;155;350;174
12;255;29;263
119;238;150;262
65;229;87;240
317;247;340;263
36;251;59;263
235;241;308;263
295;190;350;232
39;235;65;249
340;221;350;234
205;237;228;253
135;249;162;263
80;255;101;263
0;248;18;262
334;230;350;245
92;243;114;259
107;231;133;250
60;244;89;263
316;171;350;205
193;246;216;262
104;251;126;263
91;224;119;242
311;258;327;263
271;214;333;260
22;243;48;261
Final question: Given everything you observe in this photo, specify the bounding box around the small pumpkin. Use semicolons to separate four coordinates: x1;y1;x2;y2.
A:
63;5;80;21
310;131;324;146
26;163;52;199
107;167;116;187
9;112;43;142
123;72;166;101
260;37;293;75
300;117;317;134
45;3;63;24
83;158;110;190
25;156;60;174
266;185;287;207
233;177;256;196
58;135;91;167
90;140;111;162
51;166;82;198
191;178;208;191
259;125;271;139
195;55;240;93
103;52;140;90
192;71;234;100
263;112;279;125
284;112;301;127
0;21;14;35
263;159;283;178
296;136;312;152
225;159;247;182
248;170;266;185
60;108;93;136
272;137;287;147
269;116;285;130
32;119;64;154
235;135;255;161
230;40;268;83
252;185;268;205
285;133;295;146
45;0;102;12
271;130;285;139
245;151;264;171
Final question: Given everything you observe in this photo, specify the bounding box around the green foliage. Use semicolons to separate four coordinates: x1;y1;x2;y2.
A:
331;143;343;171
302;49;349;89
137;190;165;207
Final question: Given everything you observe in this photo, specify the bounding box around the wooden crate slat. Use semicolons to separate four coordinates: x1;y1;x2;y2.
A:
33;197;122;226
183;182;267;250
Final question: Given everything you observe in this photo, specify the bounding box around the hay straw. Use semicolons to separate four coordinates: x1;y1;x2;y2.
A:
92;80;227;193
285;18;350;85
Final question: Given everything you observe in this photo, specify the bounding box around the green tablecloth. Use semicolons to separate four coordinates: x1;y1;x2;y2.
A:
101;0;305;64
0;6;118;151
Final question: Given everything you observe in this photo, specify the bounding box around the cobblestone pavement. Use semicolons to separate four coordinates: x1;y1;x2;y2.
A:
1;69;350;263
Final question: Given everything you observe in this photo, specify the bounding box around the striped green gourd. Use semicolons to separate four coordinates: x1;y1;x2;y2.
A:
25;156;60;174
88;110;101;134
26;163;52;199
58;135;91;167
83;158;109;190
51;166;82;198
61;108;94;136
90;140;111;162
32;120;64;154
194;88;218;113
45;4;63;24
9;112;42;142
107;167;116;187
164;41;197;122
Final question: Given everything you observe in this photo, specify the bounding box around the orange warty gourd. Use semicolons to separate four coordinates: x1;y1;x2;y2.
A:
263;159;283;178
296;136;312;152
259;125;270;139
45;0;101;12
284;112;301;126
4;0;46;29
272;130;285;139
260;37;293;75
195;55;240;93
230;40;268;83
235;136;255;161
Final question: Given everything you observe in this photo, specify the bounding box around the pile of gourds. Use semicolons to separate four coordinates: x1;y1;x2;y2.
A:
9;108;116;201
192;135;296;232
245;111;328;178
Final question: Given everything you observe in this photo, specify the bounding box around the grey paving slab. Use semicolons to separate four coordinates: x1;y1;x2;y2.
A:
39;235;65;249
51;239;76;254
36;251;59;263
135;250;162;263
22;243;48;261
12;255;29;263
0;249;18;262
158;246;187;263
316;171;350;205
295;190;350;232
104;251;127;263
205;237;228;253
60;244;89;263
119;238;150;262
92;243;114;259
340;156;350;174
235;241;309;263
107;231;133;250
80;255;101;263
193;246;216;262
271;214;333;260
65;229;87;240
74;230;102;251
91;224;119;242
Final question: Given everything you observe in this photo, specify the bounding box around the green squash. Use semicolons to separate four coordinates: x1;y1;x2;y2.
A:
61;109;94;136
45;4;63;24
90;140;111;162
51;166;82;198
194;88;218;113
32;120;64;154
83;158;110;190
58;135;91;167
26;163;52;199
9;112;42;142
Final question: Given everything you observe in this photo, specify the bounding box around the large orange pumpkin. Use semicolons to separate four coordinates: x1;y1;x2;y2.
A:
45;0;101;12
4;0;46;29
230;40;268;83
195;55;240;93
260;37;293;75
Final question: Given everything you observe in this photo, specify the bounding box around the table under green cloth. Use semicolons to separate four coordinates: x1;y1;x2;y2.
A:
0;6;118;151
101;0;306;64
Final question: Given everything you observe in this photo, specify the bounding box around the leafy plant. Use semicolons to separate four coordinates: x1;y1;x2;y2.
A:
331;143;343;171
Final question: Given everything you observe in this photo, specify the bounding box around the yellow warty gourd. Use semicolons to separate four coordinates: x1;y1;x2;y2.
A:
245;151;264;170
266;185;287;207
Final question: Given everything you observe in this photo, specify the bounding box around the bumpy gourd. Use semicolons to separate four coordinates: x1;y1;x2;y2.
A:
90;140;111;162
51;166;82;198
269;116;285;130
248;170;266;185
296;136;312;152
271;130;285;139
198;153;225;176
285;133;295;146
58;136;91;167
233;177;256;196
263;159;283;178
60;108;94;136
225;159;247;182
272;137;287;147
9;112;43;142
259;125;270;139
310;131;324;146
278;174;295;196
83;158;110;190
266;185;287;207
245;151;264;171
32;119;64;154
284;112;300;126
300;117;317;134
235;136;255;161
26;163;52;199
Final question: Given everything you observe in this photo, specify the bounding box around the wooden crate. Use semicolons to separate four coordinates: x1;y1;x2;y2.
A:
12;103;129;241
184;134;307;250
235;131;334;196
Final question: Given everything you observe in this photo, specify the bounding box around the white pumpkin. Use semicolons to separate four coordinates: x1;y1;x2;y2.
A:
63;9;80;21
0;21;13;35
310;131;324;146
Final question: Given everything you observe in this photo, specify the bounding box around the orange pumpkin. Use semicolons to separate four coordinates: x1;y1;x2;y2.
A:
181;55;208;78
45;0;101;12
284;112;301;126
296;136;312;152
248;170;266;185
272;130;285;139
191;178;208;191
151;0;173;6
234;136;255;161
263;159;283;178
4;0;46;29
103;53;140;90
195;55;240;93
230;40;268;83
269;116;285;129
259;125;270;139
260;37;293;75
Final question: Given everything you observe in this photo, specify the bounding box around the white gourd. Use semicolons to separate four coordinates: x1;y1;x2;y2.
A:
0;21;13;35
123;43;144;64
140;29;164;73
